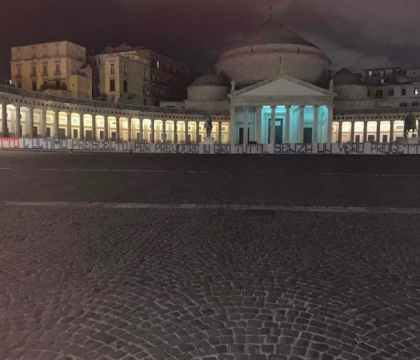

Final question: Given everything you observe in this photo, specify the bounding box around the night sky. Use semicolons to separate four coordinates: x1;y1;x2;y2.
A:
1;0;420;81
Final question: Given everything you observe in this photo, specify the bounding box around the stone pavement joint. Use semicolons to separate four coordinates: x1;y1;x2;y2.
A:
1;201;420;214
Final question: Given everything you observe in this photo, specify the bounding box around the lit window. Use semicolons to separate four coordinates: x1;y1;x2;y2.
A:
414;88;419;95
368;71;373;77
157;60;160;69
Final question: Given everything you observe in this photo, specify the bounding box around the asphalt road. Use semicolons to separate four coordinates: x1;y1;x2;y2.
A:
1;151;420;360
0;151;420;207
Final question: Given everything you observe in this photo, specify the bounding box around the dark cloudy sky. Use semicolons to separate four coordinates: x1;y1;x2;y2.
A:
1;0;420;80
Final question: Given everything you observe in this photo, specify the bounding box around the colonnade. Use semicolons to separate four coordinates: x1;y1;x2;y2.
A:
333;119;420;143
230;104;334;144
0;101;230;144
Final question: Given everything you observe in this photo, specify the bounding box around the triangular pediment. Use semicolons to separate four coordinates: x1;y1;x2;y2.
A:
230;74;335;98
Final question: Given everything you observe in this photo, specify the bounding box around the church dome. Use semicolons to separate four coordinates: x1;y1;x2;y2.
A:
215;16;330;88
333;68;364;86
188;74;229;88
228;17;318;51
187;74;229;102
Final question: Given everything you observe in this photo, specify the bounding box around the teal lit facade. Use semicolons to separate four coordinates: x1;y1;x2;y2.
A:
231;105;331;145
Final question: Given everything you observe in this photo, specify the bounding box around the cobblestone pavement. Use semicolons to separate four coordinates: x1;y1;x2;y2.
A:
1;206;420;360
1;152;420;360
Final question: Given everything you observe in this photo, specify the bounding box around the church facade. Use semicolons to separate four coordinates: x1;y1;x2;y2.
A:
1;15;419;147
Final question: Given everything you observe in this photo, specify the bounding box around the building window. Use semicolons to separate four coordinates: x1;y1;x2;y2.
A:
110;63;115;75
389;89;394;96
31;47;36;58
42;63;48;76
143;99;147;106
402;88;407;96
375;90;383;99
123;80;128;93
55;80;60;88
400;102;407;107
42;46;47;57
17;82;22;88
367;90;370;97
32;81;37;91
414;88;419;95
123;64;127;76
55;62;61;75
156;60;160;69
31;64;37;77
110;79;115;92
55;44;60;55
413;102;419;107
17;66;22;76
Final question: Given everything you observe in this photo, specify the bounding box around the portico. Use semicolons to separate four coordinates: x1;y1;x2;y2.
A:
229;74;335;145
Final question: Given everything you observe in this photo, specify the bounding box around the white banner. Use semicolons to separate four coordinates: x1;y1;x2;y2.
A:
1;138;420;155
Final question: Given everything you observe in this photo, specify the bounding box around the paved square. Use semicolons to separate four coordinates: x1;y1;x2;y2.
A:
0;152;420;360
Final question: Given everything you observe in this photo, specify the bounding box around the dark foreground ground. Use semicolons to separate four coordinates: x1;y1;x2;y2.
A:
1;151;420;360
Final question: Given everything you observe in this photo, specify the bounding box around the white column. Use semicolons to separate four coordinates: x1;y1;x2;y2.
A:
299;105;304;143
1;102;7;137
390;120;394;143
105;116;109;141
312;105;319;144
218;121;222;144
139;119;143;142
185;121;188;143
376;121;381;142
196;121;200;144
92;115;97;141
256;106;262;144
338;122;343;143
328;105;334;144
151;119;155;143
230;106;236;144
116;117;120;141
66;112;72;139
80;114;85;140
127;118;132;142
41;109;47;139
285;105;291;144
15;106;21;138
28;108;34;138
363;121;368;142
350;121;355;143
243;106;249;145
270;105;276;145
162;120;166;142
53;110;59;139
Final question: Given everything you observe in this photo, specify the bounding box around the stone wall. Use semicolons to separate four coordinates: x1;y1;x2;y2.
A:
187;85;229;102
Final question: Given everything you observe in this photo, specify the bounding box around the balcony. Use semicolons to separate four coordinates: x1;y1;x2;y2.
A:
30;72;37;78
15;73;22;79
54;71;61;76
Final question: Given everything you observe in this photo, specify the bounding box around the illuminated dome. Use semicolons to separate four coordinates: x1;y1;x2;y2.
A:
215;16;330;88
